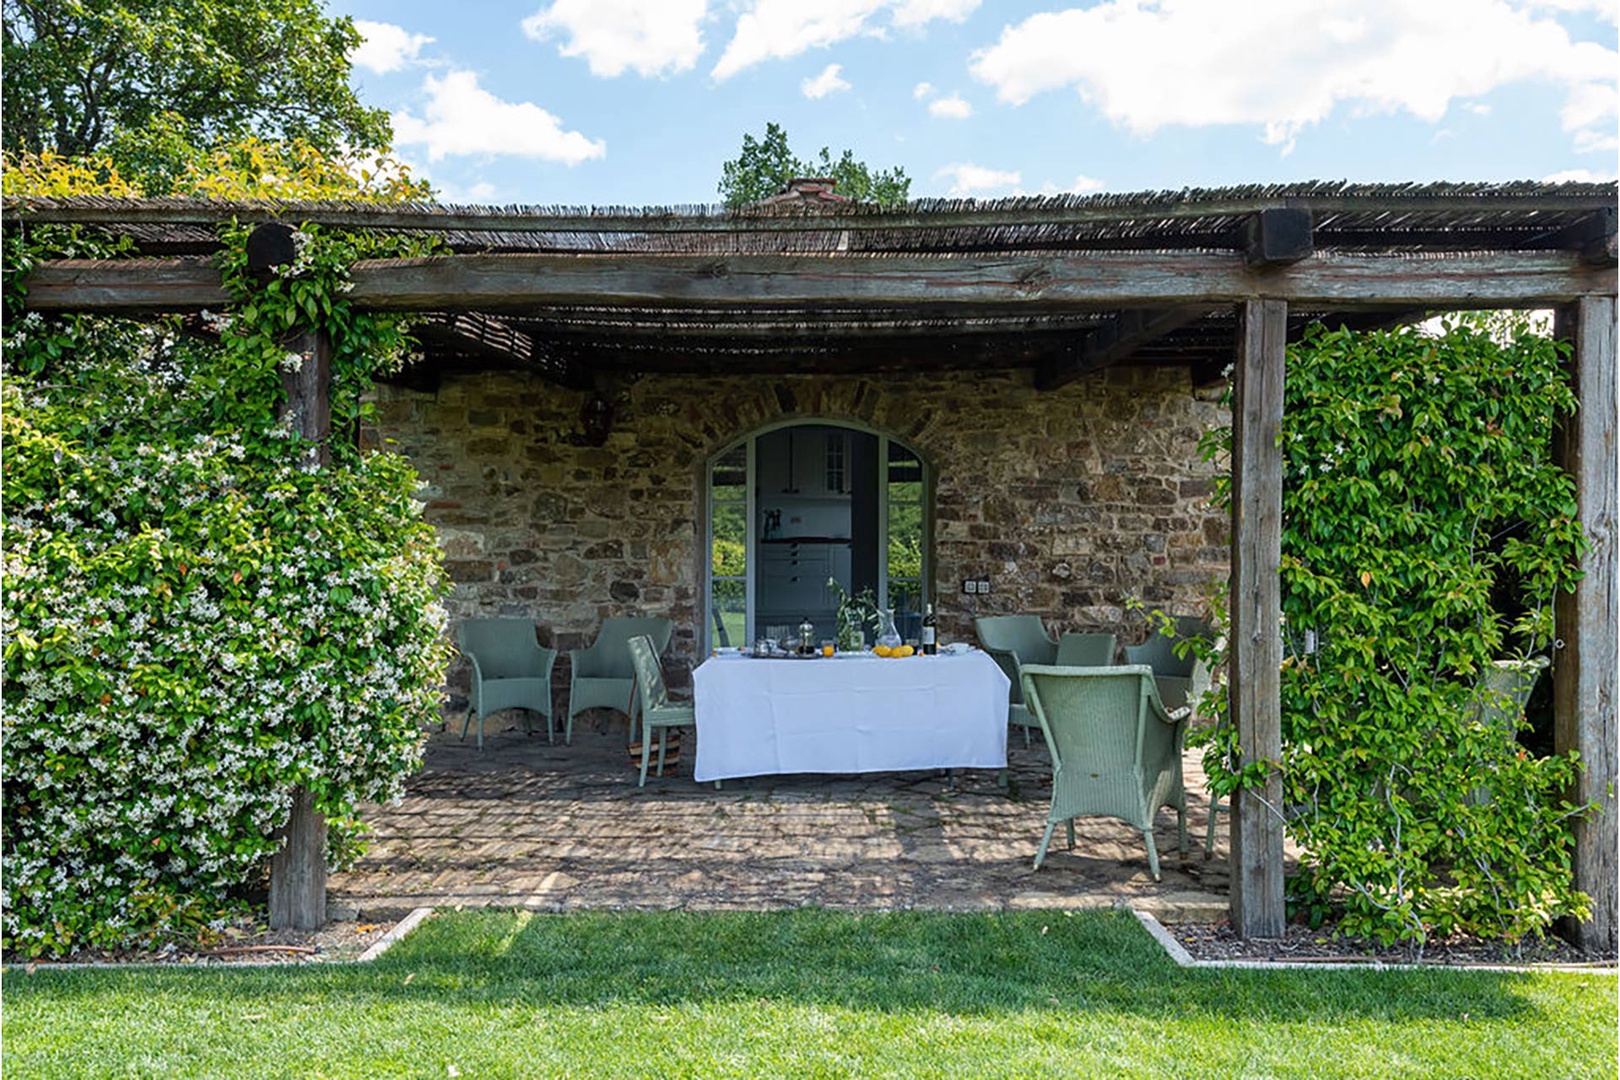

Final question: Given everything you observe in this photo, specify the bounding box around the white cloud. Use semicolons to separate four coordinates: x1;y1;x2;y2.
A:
968;0;1619;155
1542;167;1619;182
1067;174;1106;194
713;0;977;80
1561;79;1619;147
523;0;706;78
1527;0;1617;21
351;20;434;74
913;81;935;100
934;162;1021;196
431;176;500;203
802;63;852;98
928;94;972;119
391;71;606;164
892;0;981;25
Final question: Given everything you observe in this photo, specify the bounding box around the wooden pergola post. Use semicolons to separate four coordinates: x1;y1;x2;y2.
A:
1554;296;1618;954
1229;297;1287;938
268;325;333;930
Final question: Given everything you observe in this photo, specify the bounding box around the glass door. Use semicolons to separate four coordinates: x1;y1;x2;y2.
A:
706;443;750;651
704;426;928;654
883;439;926;643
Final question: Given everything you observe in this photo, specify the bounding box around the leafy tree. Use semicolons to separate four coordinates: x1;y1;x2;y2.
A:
719;122;910;209
2;0;390;190
1199;315;1589;947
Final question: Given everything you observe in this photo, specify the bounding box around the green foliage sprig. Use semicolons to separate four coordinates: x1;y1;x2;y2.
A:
1199;316;1589;946
827;578;879;651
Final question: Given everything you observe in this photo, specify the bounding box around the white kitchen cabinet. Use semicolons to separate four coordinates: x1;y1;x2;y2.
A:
759;428;850;499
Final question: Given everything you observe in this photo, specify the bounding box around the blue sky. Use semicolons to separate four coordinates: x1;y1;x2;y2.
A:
327;0;1618;207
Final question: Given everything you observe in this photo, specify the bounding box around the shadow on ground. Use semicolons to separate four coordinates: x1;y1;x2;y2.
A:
330;709;1238;922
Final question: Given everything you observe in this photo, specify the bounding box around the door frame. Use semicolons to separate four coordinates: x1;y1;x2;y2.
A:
701;418;932;655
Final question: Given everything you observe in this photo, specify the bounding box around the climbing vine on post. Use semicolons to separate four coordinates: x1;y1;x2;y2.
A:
1;151;452;957
1199;316;1590;947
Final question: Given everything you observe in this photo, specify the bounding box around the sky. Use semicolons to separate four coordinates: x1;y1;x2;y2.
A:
326;0;1619;208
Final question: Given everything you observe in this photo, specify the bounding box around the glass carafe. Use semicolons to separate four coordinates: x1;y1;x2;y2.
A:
874;607;903;652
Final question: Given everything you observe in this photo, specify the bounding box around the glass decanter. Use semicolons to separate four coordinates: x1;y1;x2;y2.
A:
874;607;903;652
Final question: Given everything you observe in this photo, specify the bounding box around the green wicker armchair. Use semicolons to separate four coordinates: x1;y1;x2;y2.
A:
975;615;1058;747
1021;664;1188;880
568;617;674;744
457;618;558;750
1056;631;1118;666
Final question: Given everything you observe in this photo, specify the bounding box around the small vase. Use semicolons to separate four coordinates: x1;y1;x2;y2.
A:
874;608;903;652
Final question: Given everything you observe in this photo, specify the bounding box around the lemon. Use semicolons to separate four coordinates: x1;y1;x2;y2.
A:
873;644;892;657
896;644;915;657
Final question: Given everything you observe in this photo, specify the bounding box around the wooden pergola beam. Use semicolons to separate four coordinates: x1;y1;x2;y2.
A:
268;326;332;932
1544;208;1618;266
1035;306;1216;390
1229;298;1288;939
1553;296;1618;954
22;251;1616;315
1244;209;1314;268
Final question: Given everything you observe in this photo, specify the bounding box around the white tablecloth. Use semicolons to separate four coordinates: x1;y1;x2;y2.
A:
692;650;1010;782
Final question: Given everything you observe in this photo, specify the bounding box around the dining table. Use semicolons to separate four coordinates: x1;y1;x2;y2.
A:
691;647;1010;783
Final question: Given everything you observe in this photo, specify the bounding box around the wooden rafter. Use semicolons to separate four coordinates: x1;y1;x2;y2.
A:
1035;306;1217;390
415;312;590;389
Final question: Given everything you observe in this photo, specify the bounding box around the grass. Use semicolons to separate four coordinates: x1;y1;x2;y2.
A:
4;908;1614;1079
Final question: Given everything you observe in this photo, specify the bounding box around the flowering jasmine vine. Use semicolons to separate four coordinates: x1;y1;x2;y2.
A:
3;213;451;957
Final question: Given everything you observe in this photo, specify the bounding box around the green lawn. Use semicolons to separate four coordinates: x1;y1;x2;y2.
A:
4;909;1614;1079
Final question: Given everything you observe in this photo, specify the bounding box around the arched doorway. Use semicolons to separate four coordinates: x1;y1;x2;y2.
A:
705;421;930;653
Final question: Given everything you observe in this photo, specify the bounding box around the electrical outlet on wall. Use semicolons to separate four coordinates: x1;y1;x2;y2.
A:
976;578;992;594
961;579;977;594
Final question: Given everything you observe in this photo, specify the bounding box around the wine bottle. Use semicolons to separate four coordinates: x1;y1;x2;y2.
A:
921;603;937;655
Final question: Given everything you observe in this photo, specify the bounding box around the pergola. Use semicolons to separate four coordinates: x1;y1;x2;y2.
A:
9;180;1616;947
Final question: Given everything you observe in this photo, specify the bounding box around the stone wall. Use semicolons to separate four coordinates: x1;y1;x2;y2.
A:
369;366;1230;714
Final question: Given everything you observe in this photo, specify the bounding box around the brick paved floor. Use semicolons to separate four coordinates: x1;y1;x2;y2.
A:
329;711;1235;923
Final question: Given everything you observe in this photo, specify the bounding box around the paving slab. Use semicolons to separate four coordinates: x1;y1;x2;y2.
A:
330;710;1236;922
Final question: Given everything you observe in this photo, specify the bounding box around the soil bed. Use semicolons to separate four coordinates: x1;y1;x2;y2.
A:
1167;918;1616;968
8;914;398;967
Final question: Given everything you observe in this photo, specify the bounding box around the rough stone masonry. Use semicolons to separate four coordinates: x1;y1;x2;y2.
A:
367;366;1230;713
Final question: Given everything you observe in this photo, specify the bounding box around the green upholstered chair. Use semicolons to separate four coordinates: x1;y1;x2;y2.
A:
567;616;674;744
1020;664;1188;880
1056;631;1118;667
975;615;1059;747
457;618;558;750
625;634;695;787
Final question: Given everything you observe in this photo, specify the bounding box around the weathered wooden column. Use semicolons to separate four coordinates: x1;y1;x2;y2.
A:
1229;297;1287;938
266;274;335;929
1553;296;1618;954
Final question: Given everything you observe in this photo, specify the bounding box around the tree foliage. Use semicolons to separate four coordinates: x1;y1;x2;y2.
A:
1200;316;1589;947
2;0;390;191
718;122;910;209
1;152;449;957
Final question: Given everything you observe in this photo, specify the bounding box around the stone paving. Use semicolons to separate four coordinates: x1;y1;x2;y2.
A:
329;711;1233;923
